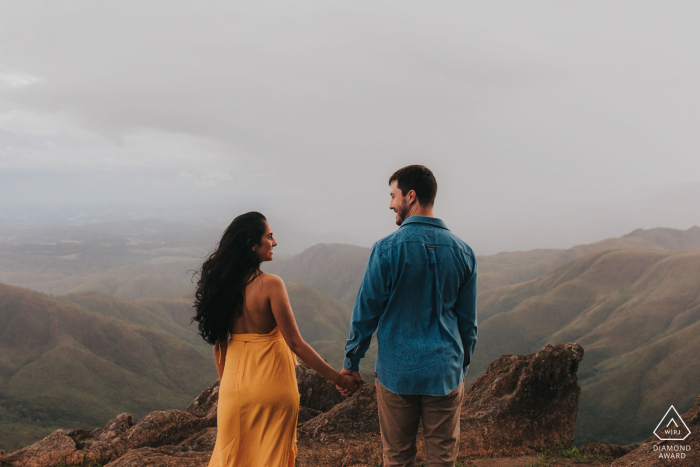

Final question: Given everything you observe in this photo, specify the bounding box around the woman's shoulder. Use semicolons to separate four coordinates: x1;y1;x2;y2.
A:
256;273;287;302
258;272;285;289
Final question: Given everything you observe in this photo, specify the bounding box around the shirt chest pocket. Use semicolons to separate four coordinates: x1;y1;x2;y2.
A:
426;245;437;265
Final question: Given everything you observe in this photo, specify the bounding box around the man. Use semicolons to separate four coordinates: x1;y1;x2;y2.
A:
338;164;477;466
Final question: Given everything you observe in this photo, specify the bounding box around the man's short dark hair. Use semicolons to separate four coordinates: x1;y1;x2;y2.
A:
388;165;438;207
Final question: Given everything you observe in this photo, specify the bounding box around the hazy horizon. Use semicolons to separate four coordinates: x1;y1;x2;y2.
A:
2;2;699;255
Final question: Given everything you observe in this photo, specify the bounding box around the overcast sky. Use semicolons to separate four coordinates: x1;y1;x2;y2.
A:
1;1;698;254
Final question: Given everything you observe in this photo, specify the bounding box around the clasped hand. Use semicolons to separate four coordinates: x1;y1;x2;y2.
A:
335;369;364;397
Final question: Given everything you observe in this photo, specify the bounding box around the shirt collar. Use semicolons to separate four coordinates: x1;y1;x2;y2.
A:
399;215;449;230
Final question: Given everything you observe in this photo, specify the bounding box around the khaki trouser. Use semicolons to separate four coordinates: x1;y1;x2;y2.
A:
376;379;464;467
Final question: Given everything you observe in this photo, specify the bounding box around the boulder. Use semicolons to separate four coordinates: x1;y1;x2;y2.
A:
187;380;219;421
298;406;323;424
126;409;211;449
104;447;211;467
296;342;585;465
296;360;346;412
459;342;584;457
0;413;137;467
296;384;383;466
0;430;76;467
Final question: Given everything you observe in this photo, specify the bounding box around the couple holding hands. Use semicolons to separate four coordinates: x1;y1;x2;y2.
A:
193;165;478;467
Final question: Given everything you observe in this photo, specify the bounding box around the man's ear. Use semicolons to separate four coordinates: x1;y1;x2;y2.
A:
408;189;418;205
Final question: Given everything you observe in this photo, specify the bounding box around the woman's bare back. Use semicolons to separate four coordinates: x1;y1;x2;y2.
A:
231;273;278;334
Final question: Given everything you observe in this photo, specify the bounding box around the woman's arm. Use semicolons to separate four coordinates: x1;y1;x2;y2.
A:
267;275;362;393
213;337;228;382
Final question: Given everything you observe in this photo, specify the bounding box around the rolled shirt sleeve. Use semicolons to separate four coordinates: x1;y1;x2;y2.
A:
343;243;391;371
456;255;478;371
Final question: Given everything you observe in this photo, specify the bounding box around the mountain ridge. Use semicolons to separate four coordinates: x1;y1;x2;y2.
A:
471;247;700;446
0;279;357;452
263;225;700;303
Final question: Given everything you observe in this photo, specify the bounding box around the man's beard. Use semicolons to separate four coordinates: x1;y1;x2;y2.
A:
395;204;410;226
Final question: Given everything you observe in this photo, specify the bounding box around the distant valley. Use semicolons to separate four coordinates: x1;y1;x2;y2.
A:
0;278;354;453
471;247;700;445
1;221;699;452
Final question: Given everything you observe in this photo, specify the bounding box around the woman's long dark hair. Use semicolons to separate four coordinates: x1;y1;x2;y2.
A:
190;211;268;345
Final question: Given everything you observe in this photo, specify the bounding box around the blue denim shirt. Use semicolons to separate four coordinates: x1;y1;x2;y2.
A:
343;215;478;396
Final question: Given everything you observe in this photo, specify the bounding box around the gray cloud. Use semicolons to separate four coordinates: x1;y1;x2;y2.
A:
1;1;699;254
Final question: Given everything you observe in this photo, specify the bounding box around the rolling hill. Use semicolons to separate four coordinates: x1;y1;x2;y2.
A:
468;247;700;447
0;278;361;453
17;273;194;300
622;225;700;250
2;223;699;452
262;243;371;308
0;282;216;453
3;224;696;306
262;227;700;302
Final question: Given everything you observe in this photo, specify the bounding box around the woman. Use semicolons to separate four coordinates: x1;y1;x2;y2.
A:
191;211;361;467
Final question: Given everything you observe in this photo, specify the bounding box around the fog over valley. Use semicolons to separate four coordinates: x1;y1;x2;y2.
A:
2;2;700;255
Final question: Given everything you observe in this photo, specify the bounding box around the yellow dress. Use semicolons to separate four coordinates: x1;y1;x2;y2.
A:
207;327;300;467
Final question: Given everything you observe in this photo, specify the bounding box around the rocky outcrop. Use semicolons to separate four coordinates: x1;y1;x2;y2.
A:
578;442;638;458
0;361;345;467
298;406;323;424
1;342;599;467
297;384;383;466
126;410;210;449
458;342;584;457
0;389;218;467
296;361;346;412
0;408;216;467
295;342;586;465
186;379;219;421
611;394;700;466
0;431;78;467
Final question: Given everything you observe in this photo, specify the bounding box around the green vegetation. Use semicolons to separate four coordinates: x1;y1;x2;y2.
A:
0;282;218;452
524;444;616;466
263;243;371;308
0;279;362;452
2;223;700;455
265;227;700;298
0;411;64;458
467;248;700;447
267;235;700;448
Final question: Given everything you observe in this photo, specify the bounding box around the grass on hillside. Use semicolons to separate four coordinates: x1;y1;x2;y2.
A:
0;279;370;452
0;414;64;454
523;445;616;466
465;248;700;447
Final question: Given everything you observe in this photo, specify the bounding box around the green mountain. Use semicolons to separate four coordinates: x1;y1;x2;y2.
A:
282;280;377;374
19;273;194;300
3;225;696;306
262;243;371;308
0;282;216;453
262;227;700;304
622;225;700;250
0;278;359;453
467;248;700;447
474;236;662;291
3;224;699;453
